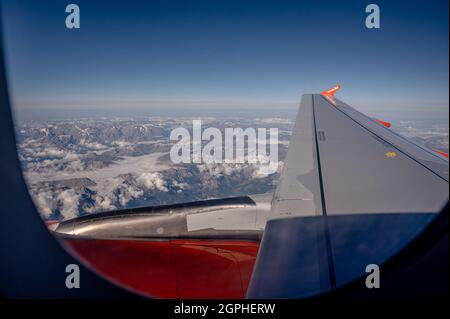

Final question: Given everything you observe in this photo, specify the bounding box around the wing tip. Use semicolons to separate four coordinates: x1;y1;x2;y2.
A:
321;85;341;97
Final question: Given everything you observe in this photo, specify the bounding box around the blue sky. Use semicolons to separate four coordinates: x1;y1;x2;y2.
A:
1;0;448;120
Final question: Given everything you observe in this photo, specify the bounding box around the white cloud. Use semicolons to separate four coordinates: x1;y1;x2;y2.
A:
57;189;80;220
66;160;85;172
64;153;80;161
117;184;144;206
137;172;168;192
197;163;246;177
94;195;116;211
172;180;189;190
111;141;132;147
82;142;109;150
34;191;56;219
253;161;283;178
34;148;66;158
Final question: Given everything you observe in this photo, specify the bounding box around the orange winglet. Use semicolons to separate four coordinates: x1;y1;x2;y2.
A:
374;119;391;128
434;150;449;158
321;85;341;97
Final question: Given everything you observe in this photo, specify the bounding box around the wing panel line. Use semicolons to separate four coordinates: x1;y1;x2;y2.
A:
312;95;337;288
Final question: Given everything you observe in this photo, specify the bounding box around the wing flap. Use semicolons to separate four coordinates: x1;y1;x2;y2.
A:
270;94;322;219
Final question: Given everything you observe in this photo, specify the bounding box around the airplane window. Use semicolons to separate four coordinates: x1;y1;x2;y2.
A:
1;0;448;299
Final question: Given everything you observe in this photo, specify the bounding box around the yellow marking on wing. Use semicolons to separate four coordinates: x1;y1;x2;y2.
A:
385;151;397;158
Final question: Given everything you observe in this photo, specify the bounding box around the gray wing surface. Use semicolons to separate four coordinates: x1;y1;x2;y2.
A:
270;93;448;219
247;93;448;298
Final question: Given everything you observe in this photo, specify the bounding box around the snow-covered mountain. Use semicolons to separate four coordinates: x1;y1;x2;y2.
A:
16;117;293;220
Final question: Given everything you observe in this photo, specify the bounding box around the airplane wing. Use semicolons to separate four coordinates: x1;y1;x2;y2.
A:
246;88;449;298
49;86;448;299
